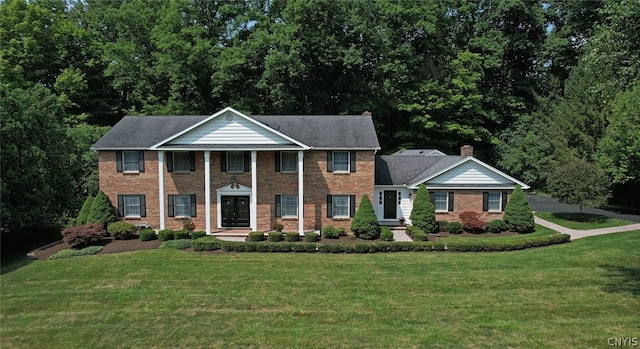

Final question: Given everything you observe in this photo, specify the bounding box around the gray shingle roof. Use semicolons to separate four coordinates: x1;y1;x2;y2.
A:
375;154;461;185
92;113;380;150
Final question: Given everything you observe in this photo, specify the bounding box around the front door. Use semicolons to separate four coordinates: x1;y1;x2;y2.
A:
221;196;250;227
383;190;397;219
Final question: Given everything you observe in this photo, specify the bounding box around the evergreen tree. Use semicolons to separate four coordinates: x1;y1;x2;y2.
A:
350;195;380;240
76;195;95;226
87;191;115;226
503;186;535;233
409;184;437;234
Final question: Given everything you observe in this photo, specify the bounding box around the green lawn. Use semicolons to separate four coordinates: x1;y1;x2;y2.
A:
535;211;636;230
2;232;639;348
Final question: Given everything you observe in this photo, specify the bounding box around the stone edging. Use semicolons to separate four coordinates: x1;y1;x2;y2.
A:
27;239;63;260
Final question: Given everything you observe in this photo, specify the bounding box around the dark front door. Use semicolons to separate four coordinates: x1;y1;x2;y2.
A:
221;196;250;227
383;190;397;219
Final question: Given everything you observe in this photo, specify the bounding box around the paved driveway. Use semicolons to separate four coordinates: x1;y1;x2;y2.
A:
526;194;640;223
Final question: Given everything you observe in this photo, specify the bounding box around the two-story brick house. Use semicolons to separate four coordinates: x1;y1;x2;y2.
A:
93;107;529;234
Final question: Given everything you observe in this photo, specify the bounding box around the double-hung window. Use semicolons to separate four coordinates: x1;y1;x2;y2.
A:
173;152;191;172
117;151;144;173
332;195;349;218
117;194;146;217
275;195;298;218
227;151;245;173
483;192;507;212
487;192;502;211
434;193;448;212
332;151;350;172
168;194;196;218
281;152;298;172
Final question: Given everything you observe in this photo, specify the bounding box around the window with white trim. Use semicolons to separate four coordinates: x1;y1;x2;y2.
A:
123;151;140;172
332;195;349;218
281;151;298;172
488;192;502;211
173;152;191;172
332;151;349;172
434;192;448;212
281;195;298;217
174;195;192;217
227;151;244;172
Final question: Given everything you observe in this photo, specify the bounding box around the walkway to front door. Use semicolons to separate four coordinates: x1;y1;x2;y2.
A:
221;196;250;227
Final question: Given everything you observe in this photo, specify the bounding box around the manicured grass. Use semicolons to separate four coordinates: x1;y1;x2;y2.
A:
2;232;639;348
536;211;635;230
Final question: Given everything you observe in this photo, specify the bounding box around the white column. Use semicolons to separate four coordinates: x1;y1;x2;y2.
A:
298;150;304;234
251;151;258;231
204;151;211;234
158;151;165;230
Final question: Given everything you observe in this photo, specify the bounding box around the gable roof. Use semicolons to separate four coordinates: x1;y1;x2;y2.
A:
391;149;446;156
92;108;380;150
376;153;530;190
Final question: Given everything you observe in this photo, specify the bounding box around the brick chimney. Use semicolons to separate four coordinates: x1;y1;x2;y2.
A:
460;145;474;157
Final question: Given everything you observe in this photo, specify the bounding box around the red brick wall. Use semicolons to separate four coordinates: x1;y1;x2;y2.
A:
430;190;511;223
98;150;376;232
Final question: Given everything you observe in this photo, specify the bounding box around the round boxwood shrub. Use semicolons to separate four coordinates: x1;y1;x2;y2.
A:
486;219;508;233
322;226;340;239
351;195;381;240
107;221;137;240
268;231;283;242
173;230;190;240
410;184;438;234
305;232;319;242
139;228;157;241
380;227;394;241
447;221;463;234
248;231;265;242
158;229;175;241
285;232;299;242
504;186;535;233
437;220;449;232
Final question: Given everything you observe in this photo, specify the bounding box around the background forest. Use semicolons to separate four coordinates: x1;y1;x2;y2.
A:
1;0;639;241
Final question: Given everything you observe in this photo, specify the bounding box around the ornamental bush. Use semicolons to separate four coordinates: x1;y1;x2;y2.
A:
447;221;463;234
305;232;319;242
409;184;438;234
322;226;340;239
76;195;94;226
248;231;265;242
190;231;206;239
139;228;157;241
49;246;103;260
268;231;283;242
158;229;174;241
173;230;190;240
438;220;449;232
160;239;192;250
486;219;508;233
107;221;137;240
459;211;486;233
380;227;394;241
61;223;108;248
192;236;221;251
504;186;535;233
285;232;299;242
351;195;381;240
87;191;116;226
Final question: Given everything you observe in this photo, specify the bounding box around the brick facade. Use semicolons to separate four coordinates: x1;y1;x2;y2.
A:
429;189;511;223
98;150;375;233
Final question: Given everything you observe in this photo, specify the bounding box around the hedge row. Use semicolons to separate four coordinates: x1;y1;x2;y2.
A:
190;233;570;253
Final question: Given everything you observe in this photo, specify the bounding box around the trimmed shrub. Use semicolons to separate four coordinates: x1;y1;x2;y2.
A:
444;233;570;252
459;211;486;234
76;195;94;226
433;242;446;251
285;232;299;242
380;227;394;241
504;186;535;233
268;231;283;242
107;221;137;240
351;195;381;240
329;244;345;253
158;229;174;241
244;243;258;252
49;246;104;260
160;239;192;250
318;244;331;253
305;232;319;242
139;228;156;241
354;244;369;253
486;219;508;233
438;220;449;232
191;231;206;239
173;230;190;240
61;223;108;248
337;227;347;236
87;190;116;226
412;230;428;241
447;221;463;234
406;225;420;238
322;226;340;239
248;231;265;242
409;184;438;234
192;236;221;251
